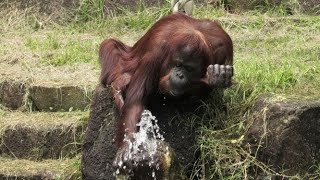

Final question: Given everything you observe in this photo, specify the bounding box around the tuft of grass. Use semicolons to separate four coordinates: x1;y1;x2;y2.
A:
74;0;106;22
24;32;100;66
0;156;81;179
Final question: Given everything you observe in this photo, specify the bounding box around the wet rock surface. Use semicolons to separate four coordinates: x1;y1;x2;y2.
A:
81;85;117;180
81;84;223;179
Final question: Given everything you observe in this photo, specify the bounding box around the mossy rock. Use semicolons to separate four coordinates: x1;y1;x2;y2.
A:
244;94;320;177
29;85;93;111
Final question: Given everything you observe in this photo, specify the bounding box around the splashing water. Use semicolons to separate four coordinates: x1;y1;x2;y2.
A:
133;110;164;155
116;110;166;179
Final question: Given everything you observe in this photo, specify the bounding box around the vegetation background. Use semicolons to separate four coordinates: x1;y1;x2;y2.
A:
0;0;319;179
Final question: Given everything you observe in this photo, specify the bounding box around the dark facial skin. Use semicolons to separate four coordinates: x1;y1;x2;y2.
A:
163;41;234;98
169;46;205;96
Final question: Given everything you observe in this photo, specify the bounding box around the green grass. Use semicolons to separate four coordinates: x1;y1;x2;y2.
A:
24;32;100;66
1;2;320;179
198;11;320;179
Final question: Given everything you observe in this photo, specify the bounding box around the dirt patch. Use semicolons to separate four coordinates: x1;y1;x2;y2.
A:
0;0;78;20
299;0;320;14
206;0;319;14
104;0;165;16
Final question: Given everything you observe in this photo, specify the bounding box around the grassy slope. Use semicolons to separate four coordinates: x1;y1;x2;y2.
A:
0;157;81;179
1;4;319;179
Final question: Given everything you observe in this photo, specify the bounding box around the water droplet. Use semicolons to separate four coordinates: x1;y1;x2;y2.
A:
118;161;123;167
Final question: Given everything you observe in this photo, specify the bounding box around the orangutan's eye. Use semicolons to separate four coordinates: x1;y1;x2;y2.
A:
185;66;194;72
175;62;182;67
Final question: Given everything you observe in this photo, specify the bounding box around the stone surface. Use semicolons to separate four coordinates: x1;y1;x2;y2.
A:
29;85;93;111
0;79;94;111
0;80;26;110
244;94;320;176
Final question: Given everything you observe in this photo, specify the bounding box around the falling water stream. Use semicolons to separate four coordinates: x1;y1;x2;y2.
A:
115;110;167;179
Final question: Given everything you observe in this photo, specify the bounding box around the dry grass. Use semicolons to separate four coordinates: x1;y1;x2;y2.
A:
0;111;88;132
0;156;80;179
0;4;145;87
0;32;99;86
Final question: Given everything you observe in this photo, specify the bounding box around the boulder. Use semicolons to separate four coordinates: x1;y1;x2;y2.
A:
244;94;320;177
